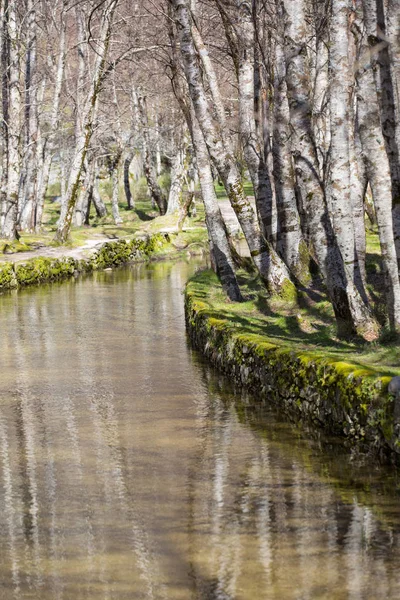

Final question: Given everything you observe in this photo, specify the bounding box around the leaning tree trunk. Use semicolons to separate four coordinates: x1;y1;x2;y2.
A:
92;169;107;218
54;0;119;243
191;112;242;301
172;0;293;295
2;0;20;241
137;94;167;215
168;4;242;301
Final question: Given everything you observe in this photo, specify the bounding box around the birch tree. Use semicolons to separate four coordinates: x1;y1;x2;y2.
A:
35;1;67;231
353;1;400;331
137;94;168;215
328;0;378;337
171;0;294;295
168;5;242;300
281;0;378;337
1;0;21;240
55;0;120;243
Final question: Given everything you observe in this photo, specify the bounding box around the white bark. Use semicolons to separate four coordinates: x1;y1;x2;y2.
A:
167;150;185;215
111;156;123;225
329;0;377;336
355;14;400;331
191;109;242;300
19;0;38;232
92;170;107;218
173;0;292;293
234;1;276;244
191;18;227;133
55;0;119;243
137;94;167;215
282;0;374;336
35;4;67;231
273;38;307;281
2;0;20;240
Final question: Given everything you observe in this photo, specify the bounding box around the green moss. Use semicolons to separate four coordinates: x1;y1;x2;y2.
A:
277;278;297;302
0;232;174;294
185;268;400;461
0;263;17;288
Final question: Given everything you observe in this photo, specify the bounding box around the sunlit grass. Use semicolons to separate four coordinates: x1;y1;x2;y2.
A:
189;262;400;377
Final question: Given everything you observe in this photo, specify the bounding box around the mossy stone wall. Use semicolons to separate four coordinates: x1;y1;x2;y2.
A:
185;283;400;462
0;234;169;292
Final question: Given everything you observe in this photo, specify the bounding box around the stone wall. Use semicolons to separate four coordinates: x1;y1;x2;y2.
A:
185;279;400;463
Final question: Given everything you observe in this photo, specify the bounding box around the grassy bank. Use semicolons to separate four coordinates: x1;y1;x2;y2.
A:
188;269;400;377
0;178;207;255
185;269;400;461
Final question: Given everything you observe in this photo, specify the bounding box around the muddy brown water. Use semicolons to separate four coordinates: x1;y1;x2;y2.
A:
1;260;400;599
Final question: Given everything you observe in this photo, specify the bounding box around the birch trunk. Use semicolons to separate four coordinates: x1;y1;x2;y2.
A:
2;0;20;240
191;112;242;301
167;132;191;216
282;0;374;337
75;158;90;226
328;0;377;336
386;0;400;137
35;4;66;231
0;0;7;233
19;0;37;232
312;36;330;177
137;94;167;215
173;0;293;294
110;155;123;225
168;3;242;300
363;0;400;202
234;1;276;244
123;149;135;209
354;15;400;331
383;0;400;266
273;38;308;282
167;150;185;215
191;17;227;132
349;35;368;288
92;170;107;218
55;0;119;243
155;113;162;177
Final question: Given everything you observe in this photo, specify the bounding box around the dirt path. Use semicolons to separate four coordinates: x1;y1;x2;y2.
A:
0;197;255;264
0;238;111;264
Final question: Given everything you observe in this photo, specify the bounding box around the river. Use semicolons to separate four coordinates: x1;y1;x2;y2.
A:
0;260;400;599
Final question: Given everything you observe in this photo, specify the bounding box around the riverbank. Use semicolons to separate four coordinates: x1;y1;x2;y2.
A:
0;228;208;292
185;269;400;462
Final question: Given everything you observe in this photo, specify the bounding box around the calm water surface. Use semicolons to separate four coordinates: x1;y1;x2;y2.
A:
1;261;400;599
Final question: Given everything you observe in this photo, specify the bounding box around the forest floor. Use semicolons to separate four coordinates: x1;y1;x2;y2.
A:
0;192;212;263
